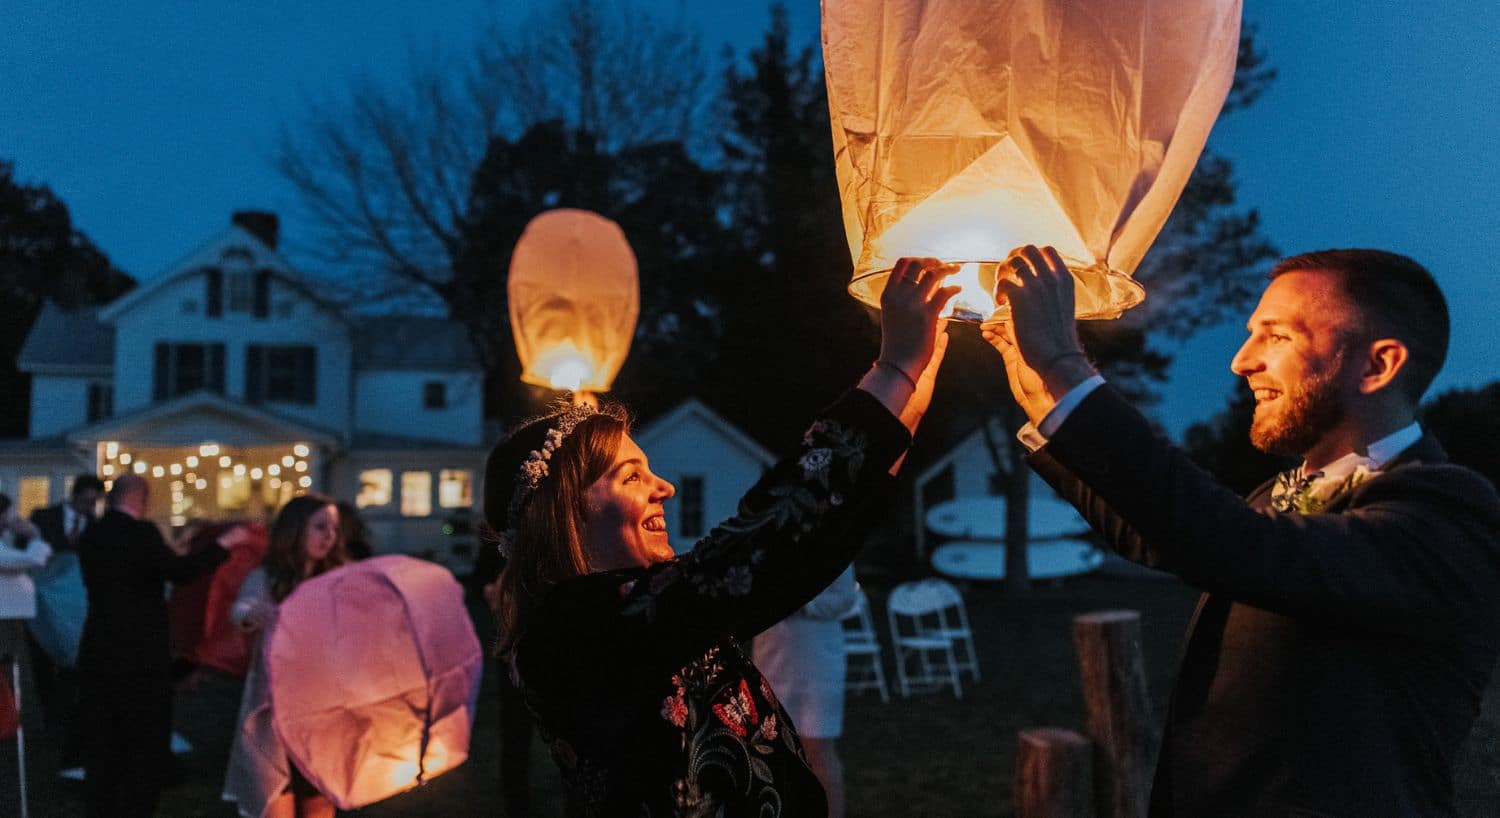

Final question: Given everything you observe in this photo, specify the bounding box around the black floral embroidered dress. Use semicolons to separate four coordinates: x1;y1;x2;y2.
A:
514;390;909;817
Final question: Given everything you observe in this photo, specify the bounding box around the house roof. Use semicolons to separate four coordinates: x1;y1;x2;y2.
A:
66;390;344;449
16;304;114;374
636;398;775;467
95;223;344;325
350;430;487;451
353;316;479;371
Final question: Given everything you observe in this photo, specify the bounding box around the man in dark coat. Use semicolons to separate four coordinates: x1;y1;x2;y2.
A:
27;472;103;773
987;246;1500;816
76;472;228;817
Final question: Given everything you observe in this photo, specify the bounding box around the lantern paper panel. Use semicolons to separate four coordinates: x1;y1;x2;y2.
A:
268;555;483;809
508;209;639;393
823;0;1242;321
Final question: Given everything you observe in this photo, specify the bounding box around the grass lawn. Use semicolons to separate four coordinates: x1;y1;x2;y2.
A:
5;571;1499;816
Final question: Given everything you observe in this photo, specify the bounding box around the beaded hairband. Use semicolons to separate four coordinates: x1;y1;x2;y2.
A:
495;403;601;559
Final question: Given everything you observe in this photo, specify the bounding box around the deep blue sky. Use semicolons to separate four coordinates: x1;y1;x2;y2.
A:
4;1;1497;436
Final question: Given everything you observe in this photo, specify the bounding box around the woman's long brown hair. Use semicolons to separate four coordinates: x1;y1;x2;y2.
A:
264;493;349;602
488;411;626;656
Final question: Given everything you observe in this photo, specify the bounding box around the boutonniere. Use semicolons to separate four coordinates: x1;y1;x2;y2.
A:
1294;464;1378;515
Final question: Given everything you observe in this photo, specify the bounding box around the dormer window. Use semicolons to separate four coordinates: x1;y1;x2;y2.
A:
227;269;254;313
207;247;270;318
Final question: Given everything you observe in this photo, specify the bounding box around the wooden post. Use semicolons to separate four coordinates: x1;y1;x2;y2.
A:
1073;610;1154;818
1015;727;1094;818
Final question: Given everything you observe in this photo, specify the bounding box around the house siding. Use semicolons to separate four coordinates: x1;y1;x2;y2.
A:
354;371;484;446
111;271;352;432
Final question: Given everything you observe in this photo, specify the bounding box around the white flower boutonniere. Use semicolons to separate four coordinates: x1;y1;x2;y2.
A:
1294;464;1378;515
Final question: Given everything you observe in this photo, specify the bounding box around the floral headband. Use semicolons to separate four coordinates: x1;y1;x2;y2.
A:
496;403;601;559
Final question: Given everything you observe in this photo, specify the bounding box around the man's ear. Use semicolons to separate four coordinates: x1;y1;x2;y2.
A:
1358;338;1409;395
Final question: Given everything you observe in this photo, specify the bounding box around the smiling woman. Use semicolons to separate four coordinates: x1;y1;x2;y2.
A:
482;257;959;816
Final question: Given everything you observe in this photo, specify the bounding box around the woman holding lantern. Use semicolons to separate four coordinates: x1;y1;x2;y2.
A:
486;257;956;816
222;495;348;818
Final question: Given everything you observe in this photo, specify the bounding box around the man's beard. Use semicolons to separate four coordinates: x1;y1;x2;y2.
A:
1249;366;1347;457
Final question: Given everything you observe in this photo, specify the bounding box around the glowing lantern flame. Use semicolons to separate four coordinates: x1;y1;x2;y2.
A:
508;209;639;394
823;0;1242;322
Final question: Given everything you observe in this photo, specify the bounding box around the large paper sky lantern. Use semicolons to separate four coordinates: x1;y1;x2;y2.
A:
823;0;1242;322
508;209;639;396
267;556;482;809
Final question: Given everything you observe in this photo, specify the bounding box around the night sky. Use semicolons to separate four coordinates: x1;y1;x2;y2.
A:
4;1;1497;436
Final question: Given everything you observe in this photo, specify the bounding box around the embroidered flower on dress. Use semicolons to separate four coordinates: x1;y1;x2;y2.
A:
661;691;688;728
712;679;759;737
757;713;778;742
798;447;834;477
802;420;828;446
720;565;753;596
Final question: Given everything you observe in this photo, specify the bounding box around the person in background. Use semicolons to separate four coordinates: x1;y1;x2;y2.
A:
223;494;347;818
76;472;230;818
27;473;102;776
334;500;372;560
471;525;533;817
1;492;53;722
752;566;859;818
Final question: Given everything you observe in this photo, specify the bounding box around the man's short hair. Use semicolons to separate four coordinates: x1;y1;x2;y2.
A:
1270;249;1449;403
71;474;105;497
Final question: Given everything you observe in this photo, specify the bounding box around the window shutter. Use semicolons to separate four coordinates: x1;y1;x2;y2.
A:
253;269;271;318
153;343;170;401
205;268;223;317
209;344;226;393
298;347;317;403
245;346;264;404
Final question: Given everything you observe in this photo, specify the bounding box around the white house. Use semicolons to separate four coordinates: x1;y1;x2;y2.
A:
1;212;488;570
634;398;774;553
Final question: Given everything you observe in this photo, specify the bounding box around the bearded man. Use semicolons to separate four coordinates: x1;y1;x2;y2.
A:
986;246;1500;817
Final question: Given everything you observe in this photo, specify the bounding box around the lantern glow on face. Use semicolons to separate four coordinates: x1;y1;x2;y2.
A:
508;210;639;394
823;0;1242;323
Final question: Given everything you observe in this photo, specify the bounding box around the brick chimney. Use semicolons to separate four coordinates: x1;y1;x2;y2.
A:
232;210;279;250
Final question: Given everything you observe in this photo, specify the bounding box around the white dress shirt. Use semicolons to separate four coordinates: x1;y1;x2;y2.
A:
1;530;54;619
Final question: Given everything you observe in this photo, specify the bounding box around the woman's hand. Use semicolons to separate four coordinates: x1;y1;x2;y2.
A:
878;257;960;381
239;599;278;631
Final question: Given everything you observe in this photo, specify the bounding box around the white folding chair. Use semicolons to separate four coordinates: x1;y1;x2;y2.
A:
839;589;890;703
919;578;981;682
886;581;964;699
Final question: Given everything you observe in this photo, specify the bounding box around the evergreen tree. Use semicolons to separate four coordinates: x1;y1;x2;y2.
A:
0;160;133;436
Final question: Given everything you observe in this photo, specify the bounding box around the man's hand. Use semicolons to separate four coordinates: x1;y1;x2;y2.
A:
217;524;256;551
981;322;1056;425
10;516;39;542
984;245;1096;424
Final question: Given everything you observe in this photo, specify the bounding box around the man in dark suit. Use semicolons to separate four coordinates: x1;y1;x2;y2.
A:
27;472;103;774
76;472;228;818
985;246;1500;816
30;474;104;556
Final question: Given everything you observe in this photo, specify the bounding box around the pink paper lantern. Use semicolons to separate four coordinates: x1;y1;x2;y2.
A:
267;555;482;809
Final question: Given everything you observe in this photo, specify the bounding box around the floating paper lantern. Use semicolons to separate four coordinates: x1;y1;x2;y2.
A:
508;209;639;395
267;555;482;809
823;0;1242;321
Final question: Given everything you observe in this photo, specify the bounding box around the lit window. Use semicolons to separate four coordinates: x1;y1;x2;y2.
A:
17;477;50;520
401;471;432;517
358;469;393;509
439;469;472;508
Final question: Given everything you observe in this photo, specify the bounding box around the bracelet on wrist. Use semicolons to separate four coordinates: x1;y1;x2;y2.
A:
874;359;919;390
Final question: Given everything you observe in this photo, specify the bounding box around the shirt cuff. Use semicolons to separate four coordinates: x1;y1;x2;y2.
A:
1017;375;1106;452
